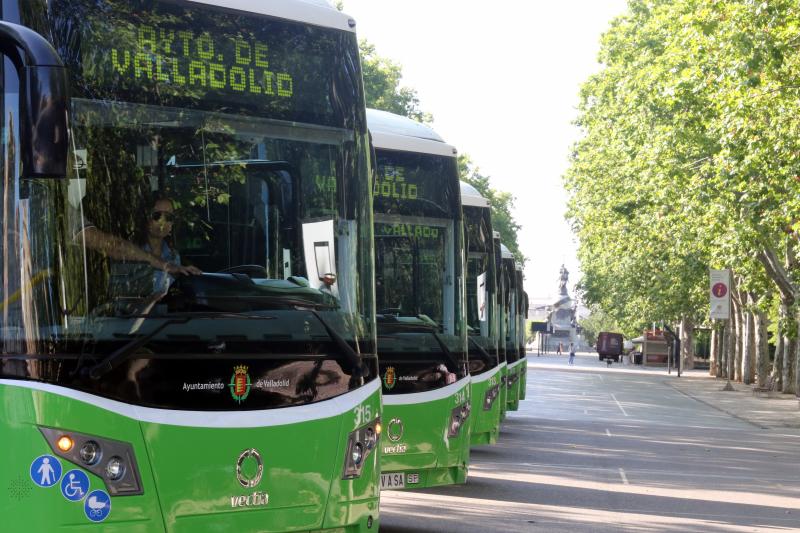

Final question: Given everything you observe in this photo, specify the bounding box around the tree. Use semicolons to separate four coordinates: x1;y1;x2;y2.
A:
566;0;800;390
459;154;524;263
359;41;433;124
579;306;627;346
339;2;524;264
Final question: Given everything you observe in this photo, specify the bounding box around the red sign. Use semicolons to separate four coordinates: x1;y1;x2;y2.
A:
712;283;728;298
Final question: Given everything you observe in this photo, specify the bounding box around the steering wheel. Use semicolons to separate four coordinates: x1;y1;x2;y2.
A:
218;265;268;278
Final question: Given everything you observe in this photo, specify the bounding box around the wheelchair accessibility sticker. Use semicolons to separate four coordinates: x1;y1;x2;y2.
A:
30;455;62;488
61;469;90;502
84;490;111;522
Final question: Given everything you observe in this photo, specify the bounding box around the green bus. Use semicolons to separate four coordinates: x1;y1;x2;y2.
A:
500;244;523;412
367;109;471;491
461;182;502;446
518;273;529;402
0;1;382;531
493;232;509;422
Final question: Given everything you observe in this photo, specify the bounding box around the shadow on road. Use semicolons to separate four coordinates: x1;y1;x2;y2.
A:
379;371;800;533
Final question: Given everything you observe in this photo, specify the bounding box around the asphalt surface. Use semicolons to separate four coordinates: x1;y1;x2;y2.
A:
379;352;800;532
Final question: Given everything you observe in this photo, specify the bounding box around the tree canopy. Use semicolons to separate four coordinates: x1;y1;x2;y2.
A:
567;0;800;389
459;155;524;263
567;0;800;329
359;41;433;124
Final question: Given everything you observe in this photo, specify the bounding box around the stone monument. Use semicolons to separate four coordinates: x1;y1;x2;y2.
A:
547;265;578;351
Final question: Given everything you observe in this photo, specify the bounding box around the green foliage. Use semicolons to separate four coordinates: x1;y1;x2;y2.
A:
578;306;629;346
340;5;524;265
458;154;524;264
359;41;433;124
566;0;800;332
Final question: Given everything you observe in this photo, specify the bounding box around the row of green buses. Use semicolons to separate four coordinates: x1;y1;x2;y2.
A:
0;1;528;531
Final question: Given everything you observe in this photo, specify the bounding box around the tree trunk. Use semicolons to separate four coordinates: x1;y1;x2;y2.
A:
754;308;768;387
773;317;784;389
725;318;734;379
709;325;718;377
789;317;800;395
783;334;796;394
795;328;800;397
733;297;744;382
756;245;797;393
680;316;694;370
719;320;727;378
742;306;755;385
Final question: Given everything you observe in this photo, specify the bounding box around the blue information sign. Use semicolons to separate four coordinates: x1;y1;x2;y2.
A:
61;469;90;502
30;455;62;488
84;490;112;522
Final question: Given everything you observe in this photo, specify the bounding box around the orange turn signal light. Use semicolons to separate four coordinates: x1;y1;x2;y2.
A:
375;423;382;435
56;435;74;452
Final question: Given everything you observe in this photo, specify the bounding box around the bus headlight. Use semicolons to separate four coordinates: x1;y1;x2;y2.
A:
448;403;469;438
105;456;126;481
79;441;102;465
38;426;143;496
351;443;364;466
342;417;381;480
57;435;74;452
484;384;500;410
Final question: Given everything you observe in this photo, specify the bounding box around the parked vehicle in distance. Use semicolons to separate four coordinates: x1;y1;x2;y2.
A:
597;332;624;362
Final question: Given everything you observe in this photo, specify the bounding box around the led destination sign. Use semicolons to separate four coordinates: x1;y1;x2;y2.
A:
57;0;352;126
374;165;419;201
373;152;458;218
376;223;441;240
108;26;293;98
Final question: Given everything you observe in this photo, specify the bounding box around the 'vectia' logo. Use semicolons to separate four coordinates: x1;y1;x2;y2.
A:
383;366;396;390
387;417;404;442
229;365;251;403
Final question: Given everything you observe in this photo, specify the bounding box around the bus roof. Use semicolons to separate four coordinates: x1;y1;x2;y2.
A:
460;181;489;208
187;0;356;33
367;108;457;158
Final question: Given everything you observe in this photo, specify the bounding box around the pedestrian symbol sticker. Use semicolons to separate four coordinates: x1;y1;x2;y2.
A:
84;490;111;522
30;455;62;488
61;469;90;502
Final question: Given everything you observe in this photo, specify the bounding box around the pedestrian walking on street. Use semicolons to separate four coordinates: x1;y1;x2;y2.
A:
557;342;563;355
568;342;575;365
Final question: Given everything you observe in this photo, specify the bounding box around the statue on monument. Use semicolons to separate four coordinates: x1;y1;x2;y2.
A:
558;264;569;296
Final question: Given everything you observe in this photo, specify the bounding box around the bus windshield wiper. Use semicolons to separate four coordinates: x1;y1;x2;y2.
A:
87;317;190;380
306;309;363;379
85;312;277;380
468;336;494;366
429;330;461;371
376;315;461;370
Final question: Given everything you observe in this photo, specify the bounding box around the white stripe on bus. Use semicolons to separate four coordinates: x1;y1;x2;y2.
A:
0;378;380;428
470;364;502;384
382;375;471;406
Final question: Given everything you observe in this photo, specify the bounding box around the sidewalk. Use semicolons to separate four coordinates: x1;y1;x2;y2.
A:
666;374;800;431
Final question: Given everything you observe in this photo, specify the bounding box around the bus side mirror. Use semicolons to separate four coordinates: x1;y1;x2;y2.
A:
0;22;69;178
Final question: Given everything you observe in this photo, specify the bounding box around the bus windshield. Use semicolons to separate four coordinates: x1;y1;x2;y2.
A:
373;148;467;388
463;204;497;373
1;1;375;408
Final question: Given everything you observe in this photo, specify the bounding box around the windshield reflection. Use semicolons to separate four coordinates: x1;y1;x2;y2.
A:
0;100;368;356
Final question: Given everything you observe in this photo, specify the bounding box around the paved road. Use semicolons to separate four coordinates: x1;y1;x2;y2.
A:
379;353;800;532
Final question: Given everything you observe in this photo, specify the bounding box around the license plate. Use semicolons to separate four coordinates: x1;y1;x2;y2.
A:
380;472;405;490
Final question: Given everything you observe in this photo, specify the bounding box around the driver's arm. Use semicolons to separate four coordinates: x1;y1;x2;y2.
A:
80;226;194;275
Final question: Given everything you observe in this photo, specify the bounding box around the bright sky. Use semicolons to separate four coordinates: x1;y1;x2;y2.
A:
342;0;629;303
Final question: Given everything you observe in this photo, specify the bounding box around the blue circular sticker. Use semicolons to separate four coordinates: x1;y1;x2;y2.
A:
30;455;62;488
61;469;90;502
84;490;111;522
